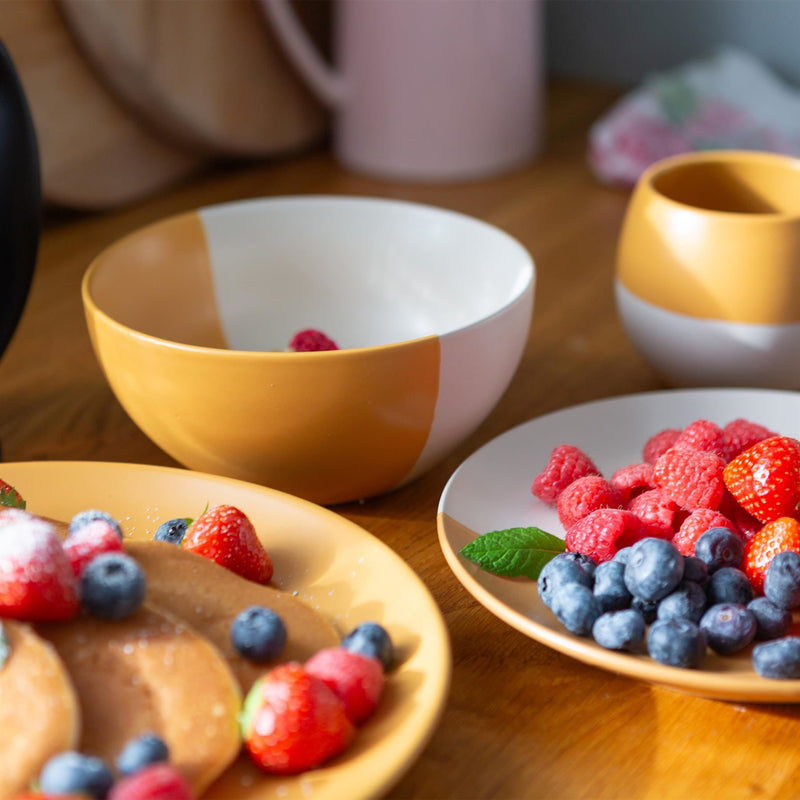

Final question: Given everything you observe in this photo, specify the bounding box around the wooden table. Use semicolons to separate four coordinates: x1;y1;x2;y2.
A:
3;81;796;799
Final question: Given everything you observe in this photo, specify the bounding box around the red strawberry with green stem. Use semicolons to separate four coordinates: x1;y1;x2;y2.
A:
241;662;354;774
723;436;800;524
182;504;273;583
0;478;25;509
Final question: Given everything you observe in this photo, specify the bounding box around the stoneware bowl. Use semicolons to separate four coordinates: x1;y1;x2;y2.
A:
82;195;534;505
615;150;800;389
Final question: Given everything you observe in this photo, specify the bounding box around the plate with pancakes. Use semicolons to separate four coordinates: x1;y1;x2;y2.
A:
0;460;451;799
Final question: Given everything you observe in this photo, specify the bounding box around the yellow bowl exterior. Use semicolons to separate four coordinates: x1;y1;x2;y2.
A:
616;150;800;324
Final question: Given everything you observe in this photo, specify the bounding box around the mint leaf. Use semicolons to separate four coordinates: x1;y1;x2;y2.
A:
460;526;565;579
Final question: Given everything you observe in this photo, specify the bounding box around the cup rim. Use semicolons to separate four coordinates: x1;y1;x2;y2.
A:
639;149;800;220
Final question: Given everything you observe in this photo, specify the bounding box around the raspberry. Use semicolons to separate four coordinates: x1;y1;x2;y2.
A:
643;428;682;464
722;418;776;461
556;476;622;530
673;419;727;460
653;447;726;510
288;328;339;352
108;763;193;800
610;462;654;505
672;509;739;557
564;508;647;563
626;489;679;539
532;444;600;505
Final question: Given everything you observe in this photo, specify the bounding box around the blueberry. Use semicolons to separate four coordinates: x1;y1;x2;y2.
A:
68;509;123;541
592;609;646;652
647;618;707;668
81;552;146;620
551;582;602;635
748;597;793;641
706;567;753;606
154;517;189;546
612;546;633;565
683;556;709;585
657;580;707;624
631;595;659;624
694;527;744;572
40;751;114;799
559;551;598;579
699;603;757;655
752;636;800;679
537;554;593;610
624;538;684;603
116;732;169;776
342;622;394;670
231;606;287;662
593;560;632;612
764;551;800;610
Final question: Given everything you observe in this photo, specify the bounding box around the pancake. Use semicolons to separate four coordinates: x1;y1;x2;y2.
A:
36;603;241;795
0;621;80;800
126;540;340;692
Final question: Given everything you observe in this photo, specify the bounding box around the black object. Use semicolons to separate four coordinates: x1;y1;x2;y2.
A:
0;39;40;362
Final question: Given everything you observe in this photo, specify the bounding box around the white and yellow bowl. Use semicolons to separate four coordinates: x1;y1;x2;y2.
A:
82;196;534;505
616;150;800;388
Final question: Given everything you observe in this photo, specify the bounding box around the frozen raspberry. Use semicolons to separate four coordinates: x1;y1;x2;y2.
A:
288;328;339;352
672;508;739;557
565;508;647;564
532;444;601;506
722;418;776;461
643;428;682;464
626;489;679;539
673;419;727;460
610;462;655;505
557;476;622;530
653;447;726;510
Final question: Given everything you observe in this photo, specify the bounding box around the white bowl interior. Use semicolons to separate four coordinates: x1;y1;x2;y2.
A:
201;196;534;350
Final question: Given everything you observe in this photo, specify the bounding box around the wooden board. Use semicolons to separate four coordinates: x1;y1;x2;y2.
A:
57;0;330;157
1;0;205;210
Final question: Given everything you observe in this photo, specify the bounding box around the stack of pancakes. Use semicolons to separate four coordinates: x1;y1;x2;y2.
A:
0;536;340;798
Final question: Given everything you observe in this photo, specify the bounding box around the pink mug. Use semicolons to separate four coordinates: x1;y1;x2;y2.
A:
260;0;543;181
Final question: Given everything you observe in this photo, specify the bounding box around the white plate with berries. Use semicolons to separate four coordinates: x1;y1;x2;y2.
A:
438;388;800;702
0;461;451;798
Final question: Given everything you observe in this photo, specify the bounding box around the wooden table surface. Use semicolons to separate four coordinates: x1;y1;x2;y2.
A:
3;81;798;799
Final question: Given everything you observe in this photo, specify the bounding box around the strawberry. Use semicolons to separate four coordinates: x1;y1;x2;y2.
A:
288;329;339;352
0;478;25;509
743;517;800;594
63;518;125;578
182;505;273;583
241;662;354;775
108;763;194;800
306;647;385;725
723;436;800;524
0;513;80;621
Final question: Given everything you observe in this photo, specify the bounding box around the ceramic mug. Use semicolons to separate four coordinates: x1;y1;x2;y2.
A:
0;41;39;362
260;0;543;181
615;149;800;388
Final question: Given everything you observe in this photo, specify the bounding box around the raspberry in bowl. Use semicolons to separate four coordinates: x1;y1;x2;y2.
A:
81;196;534;505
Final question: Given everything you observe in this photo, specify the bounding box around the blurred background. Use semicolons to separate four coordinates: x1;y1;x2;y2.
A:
3;0;800;211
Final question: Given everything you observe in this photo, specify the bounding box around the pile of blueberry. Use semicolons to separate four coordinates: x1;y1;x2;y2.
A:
537;528;800;678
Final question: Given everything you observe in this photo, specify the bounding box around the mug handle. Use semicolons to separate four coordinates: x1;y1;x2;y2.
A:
0;40;40;361
258;0;345;107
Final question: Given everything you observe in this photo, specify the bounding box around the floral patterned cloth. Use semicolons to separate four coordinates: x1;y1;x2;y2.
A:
589;48;800;188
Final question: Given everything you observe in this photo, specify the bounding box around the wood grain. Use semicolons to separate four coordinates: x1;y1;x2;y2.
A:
1;81;789;799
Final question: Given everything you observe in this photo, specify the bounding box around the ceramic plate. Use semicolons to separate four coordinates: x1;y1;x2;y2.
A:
438;388;800;703
1;461;451;798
